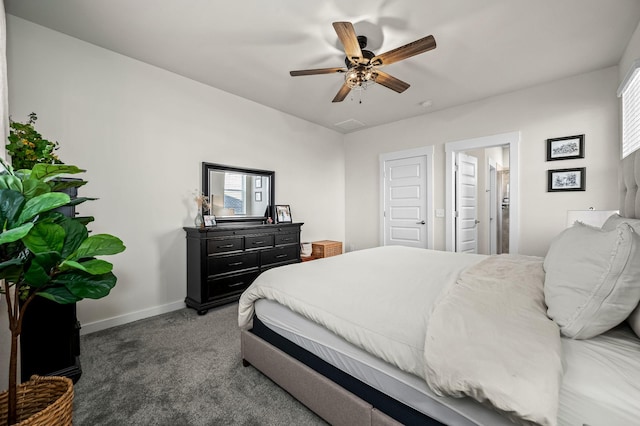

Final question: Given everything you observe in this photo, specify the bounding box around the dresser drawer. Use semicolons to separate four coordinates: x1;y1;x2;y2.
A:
209;252;259;276
245;234;275;250
275;232;299;246
208;271;259;298
207;237;243;254
262;245;299;266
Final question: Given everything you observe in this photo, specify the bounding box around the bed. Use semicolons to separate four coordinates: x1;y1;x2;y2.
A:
237;150;640;426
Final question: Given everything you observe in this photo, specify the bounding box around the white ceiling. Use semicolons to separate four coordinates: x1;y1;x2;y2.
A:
6;0;640;133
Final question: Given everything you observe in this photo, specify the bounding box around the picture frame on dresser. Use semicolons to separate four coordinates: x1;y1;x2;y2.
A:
275;205;292;223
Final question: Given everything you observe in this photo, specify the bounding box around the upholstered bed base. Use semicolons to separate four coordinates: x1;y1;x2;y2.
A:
241;317;443;425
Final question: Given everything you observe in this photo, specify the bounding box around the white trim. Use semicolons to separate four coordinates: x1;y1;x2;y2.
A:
617;58;640;97
79;299;186;335
445;131;520;253
379;146;434;249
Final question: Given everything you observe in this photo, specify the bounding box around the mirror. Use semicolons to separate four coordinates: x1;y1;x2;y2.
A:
202;162;274;223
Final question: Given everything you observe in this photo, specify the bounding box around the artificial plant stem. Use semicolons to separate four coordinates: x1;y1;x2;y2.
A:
3;280;17;426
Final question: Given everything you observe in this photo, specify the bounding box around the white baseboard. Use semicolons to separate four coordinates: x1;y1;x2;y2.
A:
79;300;186;335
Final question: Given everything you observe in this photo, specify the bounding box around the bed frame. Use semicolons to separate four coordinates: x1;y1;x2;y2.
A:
241;150;640;426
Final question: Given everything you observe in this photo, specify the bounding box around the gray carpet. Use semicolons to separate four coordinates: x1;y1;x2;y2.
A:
73;303;327;425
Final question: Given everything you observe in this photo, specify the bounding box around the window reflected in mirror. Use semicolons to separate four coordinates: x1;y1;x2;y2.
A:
203;163;274;221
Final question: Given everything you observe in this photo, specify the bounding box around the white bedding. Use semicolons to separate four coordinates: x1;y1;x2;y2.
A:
425;254;562;426
255;298;640;426
238;246;640;425
239;246;485;379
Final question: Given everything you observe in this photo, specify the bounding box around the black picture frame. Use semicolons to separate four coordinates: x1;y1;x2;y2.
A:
546;134;585;161
274;205;292;223
547;167;586;192
203;215;217;226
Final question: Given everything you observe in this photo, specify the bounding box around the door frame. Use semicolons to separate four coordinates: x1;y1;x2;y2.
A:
488;157;498;255
445;131;520;253
379;146;434;249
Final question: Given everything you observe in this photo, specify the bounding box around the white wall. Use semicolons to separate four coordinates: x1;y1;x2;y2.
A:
345;67;621;256
6;16;345;332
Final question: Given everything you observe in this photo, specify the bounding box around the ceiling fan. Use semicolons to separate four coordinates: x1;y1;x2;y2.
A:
290;21;437;102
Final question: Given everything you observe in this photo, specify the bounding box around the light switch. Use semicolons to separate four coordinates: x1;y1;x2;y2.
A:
435;209;445;218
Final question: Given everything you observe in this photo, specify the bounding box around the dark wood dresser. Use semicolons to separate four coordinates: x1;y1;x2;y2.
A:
184;223;302;314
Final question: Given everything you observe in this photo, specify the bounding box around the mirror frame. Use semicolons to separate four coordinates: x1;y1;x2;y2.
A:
202;162;275;223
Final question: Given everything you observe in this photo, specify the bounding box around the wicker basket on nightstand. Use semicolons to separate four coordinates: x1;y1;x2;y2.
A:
311;240;342;258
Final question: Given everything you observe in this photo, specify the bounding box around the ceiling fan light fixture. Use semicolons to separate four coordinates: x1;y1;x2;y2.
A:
345;66;377;90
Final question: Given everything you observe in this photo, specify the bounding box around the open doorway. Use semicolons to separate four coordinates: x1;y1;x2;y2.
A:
445;132;520;254
458;147;510;254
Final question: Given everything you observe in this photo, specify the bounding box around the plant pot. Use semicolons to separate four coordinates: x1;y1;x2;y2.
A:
0;375;73;425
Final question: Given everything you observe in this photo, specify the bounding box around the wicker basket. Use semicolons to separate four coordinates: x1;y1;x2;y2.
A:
0;375;73;426
311;240;343;258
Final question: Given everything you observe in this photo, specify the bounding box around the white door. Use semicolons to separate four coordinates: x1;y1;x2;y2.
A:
382;156;429;248
455;152;478;253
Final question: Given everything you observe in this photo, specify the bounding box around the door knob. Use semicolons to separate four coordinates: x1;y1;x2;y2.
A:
475;220;480;224
417;220;426;225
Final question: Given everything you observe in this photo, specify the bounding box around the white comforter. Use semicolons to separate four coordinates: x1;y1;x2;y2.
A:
239;246;484;379
238;246;563;425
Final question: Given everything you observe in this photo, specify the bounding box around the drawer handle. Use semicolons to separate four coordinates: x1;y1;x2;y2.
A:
218;244;235;249
228;281;245;288
228;262;243;267
252;240;265;245
281;238;292;242
276;254;288;259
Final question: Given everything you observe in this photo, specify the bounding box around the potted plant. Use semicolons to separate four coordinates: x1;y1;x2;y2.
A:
5;113;62;170
0;159;125;425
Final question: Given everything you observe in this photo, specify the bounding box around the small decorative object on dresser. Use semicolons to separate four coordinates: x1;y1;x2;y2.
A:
203;215;216;227
275;205;292;223
183;222;303;314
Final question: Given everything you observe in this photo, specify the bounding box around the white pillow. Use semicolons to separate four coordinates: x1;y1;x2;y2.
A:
601;214;640;338
602;213;640;234
629;304;640;338
544;222;640;339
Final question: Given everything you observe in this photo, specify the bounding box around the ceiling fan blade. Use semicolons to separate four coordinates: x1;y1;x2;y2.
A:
290;67;347;76
332;83;351;103
374;70;410;93
333;22;363;64
371;35;436;66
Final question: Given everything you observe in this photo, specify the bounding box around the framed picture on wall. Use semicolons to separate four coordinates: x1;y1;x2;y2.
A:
275;205;292;223
546;134;585;161
255;192;262;202
547;167;586;192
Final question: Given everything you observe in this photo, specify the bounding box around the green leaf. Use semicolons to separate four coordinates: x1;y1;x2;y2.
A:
73;234;125;259
22;178;52;200
59;218;88;259
0;175;22;192
52;271;117;299
61;259;113;275
22;222;65;254
18;192;70;224
0;189;26;229
37;287;80;304
23;251;60;288
0;258;25;282
30;164;85;181
24;258;51;288
49;179;87;192
65;196;96;207
0;222;33;244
